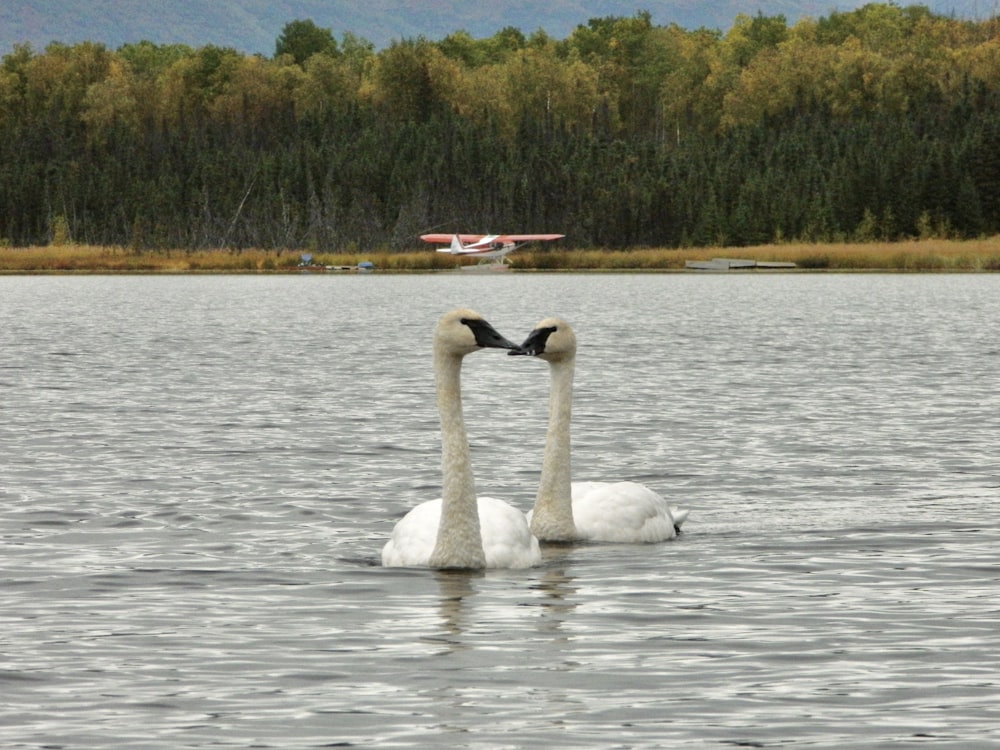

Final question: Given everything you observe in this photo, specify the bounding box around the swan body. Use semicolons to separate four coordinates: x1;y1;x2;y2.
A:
382;309;541;569
567;481;688;543
513;317;688;544
382;496;542;569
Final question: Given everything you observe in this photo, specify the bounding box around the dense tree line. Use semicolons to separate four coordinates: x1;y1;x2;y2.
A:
2;5;999;250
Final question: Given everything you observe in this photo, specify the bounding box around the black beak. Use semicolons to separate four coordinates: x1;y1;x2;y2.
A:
508;325;556;356
463;317;520;350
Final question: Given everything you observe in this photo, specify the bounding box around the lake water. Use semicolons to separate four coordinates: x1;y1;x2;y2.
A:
1;272;998;749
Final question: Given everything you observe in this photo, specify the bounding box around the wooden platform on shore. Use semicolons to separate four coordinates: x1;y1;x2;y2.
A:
686;258;797;271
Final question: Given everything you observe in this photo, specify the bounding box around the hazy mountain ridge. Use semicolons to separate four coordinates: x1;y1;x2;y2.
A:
2;0;992;55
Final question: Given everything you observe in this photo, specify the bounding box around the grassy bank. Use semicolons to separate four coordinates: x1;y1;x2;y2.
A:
3;238;1000;273
513;238;1000;271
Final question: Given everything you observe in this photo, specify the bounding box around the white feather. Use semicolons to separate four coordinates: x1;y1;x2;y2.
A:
383;496;541;569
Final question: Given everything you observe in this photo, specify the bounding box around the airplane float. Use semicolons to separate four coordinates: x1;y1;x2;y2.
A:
420;233;565;265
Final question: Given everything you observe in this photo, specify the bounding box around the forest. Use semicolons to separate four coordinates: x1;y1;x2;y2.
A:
2;3;1000;251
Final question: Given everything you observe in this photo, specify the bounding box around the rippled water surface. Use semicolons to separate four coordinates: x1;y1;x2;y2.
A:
2;273;998;749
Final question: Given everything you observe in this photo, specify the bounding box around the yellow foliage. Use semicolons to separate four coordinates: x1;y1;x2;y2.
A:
82;57;139;136
956;37;1000;88
295;54;359;119
209;55;306;123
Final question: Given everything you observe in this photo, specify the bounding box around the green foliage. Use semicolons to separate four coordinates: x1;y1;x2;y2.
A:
724;12;788;67
438;28;528;67
118;41;192;78
1;6;1000;251
275;19;339;65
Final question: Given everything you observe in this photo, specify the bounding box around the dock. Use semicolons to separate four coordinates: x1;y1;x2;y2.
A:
685;258;797;271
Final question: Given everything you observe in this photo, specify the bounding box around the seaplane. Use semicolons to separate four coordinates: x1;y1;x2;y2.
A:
420;233;565;268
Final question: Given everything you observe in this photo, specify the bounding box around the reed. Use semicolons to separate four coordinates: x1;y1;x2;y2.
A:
513;237;1000;271
3;238;1000;273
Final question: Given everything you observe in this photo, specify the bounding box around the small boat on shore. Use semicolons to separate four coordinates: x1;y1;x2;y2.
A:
296;254;375;273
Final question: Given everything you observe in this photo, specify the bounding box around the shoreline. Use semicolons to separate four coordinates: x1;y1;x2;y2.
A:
2;238;1000;274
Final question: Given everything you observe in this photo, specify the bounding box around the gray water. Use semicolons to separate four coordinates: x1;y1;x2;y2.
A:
1;273;998;749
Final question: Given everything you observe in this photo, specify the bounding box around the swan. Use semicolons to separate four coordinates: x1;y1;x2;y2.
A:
381;309;541;569
511;317;689;543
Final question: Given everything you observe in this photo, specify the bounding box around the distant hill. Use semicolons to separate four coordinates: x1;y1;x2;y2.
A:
1;0;994;56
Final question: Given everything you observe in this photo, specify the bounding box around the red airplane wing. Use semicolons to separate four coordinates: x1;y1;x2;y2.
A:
420;233;565;244
490;234;565;243
420;234;487;244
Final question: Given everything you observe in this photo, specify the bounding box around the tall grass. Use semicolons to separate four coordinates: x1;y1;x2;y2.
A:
3;238;1000;273
0;245;275;272
513;238;1000;271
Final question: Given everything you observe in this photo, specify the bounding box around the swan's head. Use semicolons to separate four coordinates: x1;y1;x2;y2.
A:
435;308;519;355
510;317;576;362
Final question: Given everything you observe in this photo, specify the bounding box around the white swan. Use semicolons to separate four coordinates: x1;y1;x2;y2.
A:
381;309;541;569
511;317;689;543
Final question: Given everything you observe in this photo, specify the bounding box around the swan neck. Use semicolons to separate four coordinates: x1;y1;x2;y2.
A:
532;356;578;541
429;346;485;568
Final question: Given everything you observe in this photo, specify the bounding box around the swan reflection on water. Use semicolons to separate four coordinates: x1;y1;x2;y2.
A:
430;561;580;647
433;570;480;642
